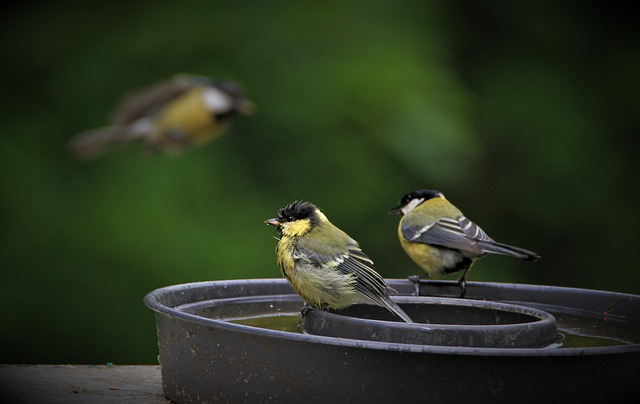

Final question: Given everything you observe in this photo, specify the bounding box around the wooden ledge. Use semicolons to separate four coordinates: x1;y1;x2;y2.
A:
0;365;170;403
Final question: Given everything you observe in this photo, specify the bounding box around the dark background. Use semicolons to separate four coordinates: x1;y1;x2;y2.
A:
1;1;638;365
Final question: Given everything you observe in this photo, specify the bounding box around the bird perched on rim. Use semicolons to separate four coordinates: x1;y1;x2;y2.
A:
390;189;540;297
69;74;254;160
265;200;414;323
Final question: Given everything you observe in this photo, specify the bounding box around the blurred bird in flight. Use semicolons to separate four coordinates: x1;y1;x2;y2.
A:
69;74;254;160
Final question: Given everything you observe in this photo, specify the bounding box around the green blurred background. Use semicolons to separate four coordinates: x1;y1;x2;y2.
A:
1;1;638;364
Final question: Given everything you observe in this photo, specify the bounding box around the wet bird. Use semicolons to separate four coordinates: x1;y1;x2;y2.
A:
69;74;253;159
266;200;413;323
390;189;540;297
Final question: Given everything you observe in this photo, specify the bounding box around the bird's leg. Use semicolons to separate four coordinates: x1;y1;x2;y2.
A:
407;274;427;296
457;270;470;298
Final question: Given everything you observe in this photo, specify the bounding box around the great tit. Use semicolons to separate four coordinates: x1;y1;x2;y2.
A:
69;74;254;160
390;189;540;297
266;200;414;323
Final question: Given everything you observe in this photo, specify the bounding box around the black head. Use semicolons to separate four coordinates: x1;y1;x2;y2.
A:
213;80;254;117
265;200;319;234
276;200;317;223
389;189;443;214
213;80;242;99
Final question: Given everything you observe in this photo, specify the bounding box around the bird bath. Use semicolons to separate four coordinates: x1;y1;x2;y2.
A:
144;279;640;403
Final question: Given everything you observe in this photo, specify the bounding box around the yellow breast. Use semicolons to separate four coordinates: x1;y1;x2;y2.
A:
154;88;219;143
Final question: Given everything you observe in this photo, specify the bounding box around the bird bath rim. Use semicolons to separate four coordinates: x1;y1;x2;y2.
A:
144;278;640;356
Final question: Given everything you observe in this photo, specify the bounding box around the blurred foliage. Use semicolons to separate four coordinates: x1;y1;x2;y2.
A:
1;1;638;364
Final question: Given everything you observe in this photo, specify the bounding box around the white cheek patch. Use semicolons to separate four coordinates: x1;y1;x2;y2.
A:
203;88;231;112
401;198;424;216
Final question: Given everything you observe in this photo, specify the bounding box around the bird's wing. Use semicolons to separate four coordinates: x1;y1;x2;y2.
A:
336;242;389;302
295;237;388;304
402;215;493;255
294;235;345;268
112;77;198;125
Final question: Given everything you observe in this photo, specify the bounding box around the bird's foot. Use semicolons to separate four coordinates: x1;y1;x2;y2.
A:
300;304;315;317
457;278;467;298
407;274;425;296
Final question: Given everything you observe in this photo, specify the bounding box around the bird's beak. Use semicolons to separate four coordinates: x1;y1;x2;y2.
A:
239;100;256;115
388;205;403;215
265;218;281;227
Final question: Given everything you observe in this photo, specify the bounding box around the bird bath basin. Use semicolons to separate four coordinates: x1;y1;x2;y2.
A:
303;297;560;348
144;279;640;403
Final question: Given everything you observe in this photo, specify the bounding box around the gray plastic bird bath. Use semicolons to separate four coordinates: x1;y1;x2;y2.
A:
144;279;640;403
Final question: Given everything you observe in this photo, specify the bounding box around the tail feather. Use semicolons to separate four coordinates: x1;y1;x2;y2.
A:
477;241;540;261
69;126;131;160
380;297;414;323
